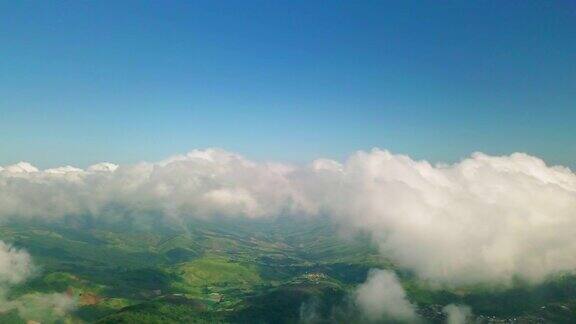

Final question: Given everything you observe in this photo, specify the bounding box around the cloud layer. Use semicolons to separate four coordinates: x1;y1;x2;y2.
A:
0;149;309;221
2;148;576;287
321;150;576;286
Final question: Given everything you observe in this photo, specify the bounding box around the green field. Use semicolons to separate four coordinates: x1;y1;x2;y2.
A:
1;216;575;323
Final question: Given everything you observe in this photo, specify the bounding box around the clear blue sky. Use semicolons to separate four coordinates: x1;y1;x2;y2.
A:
1;1;575;168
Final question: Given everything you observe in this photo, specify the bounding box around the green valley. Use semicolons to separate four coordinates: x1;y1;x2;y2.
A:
1;216;576;323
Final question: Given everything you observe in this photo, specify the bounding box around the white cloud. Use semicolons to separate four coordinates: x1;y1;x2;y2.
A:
87;162;118;172
443;304;473;324
44;166;84;174
0;241;75;320
317;149;576;286
0;148;311;221
0;241;34;286
2;162;39;173
354;269;419;322
1;148;576;287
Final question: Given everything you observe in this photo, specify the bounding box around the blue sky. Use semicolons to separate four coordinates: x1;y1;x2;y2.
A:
1;1;575;168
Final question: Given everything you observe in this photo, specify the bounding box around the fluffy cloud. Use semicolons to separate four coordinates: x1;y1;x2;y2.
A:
2;148;576;287
0;149;309;221
0;241;75;321
317;150;576;286
0;241;34;287
443;304;473;324
354;269;419;322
